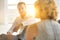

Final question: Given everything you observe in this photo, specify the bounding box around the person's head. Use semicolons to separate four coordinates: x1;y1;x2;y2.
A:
34;0;57;21
17;2;26;18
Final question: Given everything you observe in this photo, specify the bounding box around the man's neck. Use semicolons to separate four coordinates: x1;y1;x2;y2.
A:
20;12;26;19
21;15;26;19
21;16;26;19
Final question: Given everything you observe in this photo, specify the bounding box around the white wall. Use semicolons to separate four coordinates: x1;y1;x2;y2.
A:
0;0;5;24
0;0;12;34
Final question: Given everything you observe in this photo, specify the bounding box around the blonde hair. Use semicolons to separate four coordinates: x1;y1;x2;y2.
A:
34;0;57;20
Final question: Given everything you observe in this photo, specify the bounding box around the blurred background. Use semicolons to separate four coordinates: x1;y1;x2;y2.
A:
0;0;60;34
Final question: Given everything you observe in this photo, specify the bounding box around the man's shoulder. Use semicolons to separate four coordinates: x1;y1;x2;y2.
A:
14;16;21;23
16;16;21;19
15;16;21;20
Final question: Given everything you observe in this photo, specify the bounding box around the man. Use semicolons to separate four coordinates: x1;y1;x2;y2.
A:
7;2;39;40
7;2;27;34
7;2;29;40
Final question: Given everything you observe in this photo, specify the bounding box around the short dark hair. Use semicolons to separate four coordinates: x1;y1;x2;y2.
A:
17;2;26;6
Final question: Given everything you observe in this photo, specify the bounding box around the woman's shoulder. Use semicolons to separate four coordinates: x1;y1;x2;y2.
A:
51;20;60;27
26;23;38;33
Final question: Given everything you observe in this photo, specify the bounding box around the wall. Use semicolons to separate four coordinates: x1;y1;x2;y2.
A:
0;0;5;24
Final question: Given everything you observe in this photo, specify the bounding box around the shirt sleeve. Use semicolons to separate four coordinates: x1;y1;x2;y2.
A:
8;17;21;33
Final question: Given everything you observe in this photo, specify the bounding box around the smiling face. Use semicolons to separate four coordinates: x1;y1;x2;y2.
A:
17;2;26;18
18;4;26;14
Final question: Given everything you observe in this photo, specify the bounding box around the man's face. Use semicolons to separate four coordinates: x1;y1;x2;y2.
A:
18;4;26;15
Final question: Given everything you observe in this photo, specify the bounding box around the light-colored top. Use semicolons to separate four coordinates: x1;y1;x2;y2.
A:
36;19;60;40
8;16;40;40
8;15;31;33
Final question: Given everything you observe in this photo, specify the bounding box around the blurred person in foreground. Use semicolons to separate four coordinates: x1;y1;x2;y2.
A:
25;0;60;40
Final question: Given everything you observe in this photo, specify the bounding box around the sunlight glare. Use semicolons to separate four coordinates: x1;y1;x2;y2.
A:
26;5;35;17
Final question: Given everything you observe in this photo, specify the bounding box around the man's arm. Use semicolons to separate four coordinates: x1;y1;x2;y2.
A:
7;17;22;34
